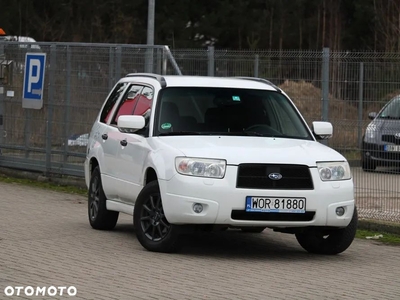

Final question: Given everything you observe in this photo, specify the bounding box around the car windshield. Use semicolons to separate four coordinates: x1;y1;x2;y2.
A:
153;87;312;140
378;97;400;119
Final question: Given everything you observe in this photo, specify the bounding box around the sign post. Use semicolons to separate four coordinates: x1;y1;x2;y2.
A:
0;29;6;155
22;53;46;109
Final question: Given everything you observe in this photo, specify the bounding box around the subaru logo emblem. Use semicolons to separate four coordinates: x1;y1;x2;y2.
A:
268;173;282;180
395;133;400;139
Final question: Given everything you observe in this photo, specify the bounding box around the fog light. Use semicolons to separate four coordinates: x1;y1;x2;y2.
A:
336;207;345;216
193;203;203;213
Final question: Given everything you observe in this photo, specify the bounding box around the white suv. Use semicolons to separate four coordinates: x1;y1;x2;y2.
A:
84;73;357;254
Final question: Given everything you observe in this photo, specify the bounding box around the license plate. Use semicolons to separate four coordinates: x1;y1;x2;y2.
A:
384;145;400;152
245;196;306;213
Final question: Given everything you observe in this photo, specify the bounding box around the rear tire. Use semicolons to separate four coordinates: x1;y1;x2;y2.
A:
134;181;181;253
88;166;119;230
295;207;358;255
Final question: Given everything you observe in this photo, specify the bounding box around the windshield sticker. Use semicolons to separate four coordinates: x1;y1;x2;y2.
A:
232;96;241;101
161;123;172;130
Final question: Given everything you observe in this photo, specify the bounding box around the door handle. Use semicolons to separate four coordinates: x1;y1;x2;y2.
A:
120;139;127;147
101;133;108;140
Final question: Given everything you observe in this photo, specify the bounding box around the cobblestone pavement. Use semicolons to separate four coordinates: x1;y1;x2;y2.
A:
1;181;399;300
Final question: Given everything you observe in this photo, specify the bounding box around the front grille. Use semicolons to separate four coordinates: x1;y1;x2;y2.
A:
231;210;315;221
382;135;400;145
236;164;313;190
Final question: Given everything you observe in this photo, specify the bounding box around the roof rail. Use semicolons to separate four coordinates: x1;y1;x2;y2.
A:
235;76;281;91
125;73;167;88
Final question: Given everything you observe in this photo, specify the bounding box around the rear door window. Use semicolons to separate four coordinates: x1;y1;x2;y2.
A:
100;82;129;124
111;85;144;125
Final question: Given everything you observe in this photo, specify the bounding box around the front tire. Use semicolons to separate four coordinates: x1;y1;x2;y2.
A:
362;156;376;172
134;181;180;253
88;166;119;230
295;207;358;255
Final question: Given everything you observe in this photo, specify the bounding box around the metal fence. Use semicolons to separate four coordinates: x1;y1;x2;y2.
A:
0;42;181;177
0;42;399;223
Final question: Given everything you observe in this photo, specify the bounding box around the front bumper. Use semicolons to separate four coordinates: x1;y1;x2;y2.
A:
159;166;355;228
363;141;400;165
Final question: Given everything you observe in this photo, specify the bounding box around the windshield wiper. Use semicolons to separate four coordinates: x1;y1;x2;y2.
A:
230;130;291;138
239;130;265;136
158;131;201;136
221;131;267;137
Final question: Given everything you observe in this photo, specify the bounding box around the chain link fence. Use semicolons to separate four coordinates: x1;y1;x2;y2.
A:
0;42;399;223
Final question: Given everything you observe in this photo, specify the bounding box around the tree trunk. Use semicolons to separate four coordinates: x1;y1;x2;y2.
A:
322;0;326;48
269;7;274;49
316;5;320;49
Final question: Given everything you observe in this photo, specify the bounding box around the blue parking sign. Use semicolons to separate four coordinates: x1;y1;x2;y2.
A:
22;53;46;109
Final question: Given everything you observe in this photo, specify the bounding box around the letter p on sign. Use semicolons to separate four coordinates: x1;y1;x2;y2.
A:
22;53;46;109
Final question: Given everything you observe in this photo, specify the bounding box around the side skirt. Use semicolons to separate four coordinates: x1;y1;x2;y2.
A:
106;200;134;216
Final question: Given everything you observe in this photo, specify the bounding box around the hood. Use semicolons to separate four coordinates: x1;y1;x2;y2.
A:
370;118;400;134
154;136;345;166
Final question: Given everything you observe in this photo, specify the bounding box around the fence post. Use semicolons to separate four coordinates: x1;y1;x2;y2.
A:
108;46;114;90
145;49;154;73
0;85;3;156
45;44;56;176
321;47;330;122
115;46;122;79
24;110;31;158
254;54;259;77
156;48;162;74
358;62;364;149
63;45;71;164
207;46;215;76
0;40;4;155
164;46;182;75
161;47;167;75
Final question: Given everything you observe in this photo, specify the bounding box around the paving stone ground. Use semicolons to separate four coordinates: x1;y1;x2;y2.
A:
1;181;399;300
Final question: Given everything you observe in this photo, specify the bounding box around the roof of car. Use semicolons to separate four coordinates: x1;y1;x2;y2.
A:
124;73;278;91
3;35;41;49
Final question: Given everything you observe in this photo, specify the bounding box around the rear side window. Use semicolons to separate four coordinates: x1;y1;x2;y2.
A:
132;86;154;137
133;86;154;116
100;82;128;124
111;85;144;125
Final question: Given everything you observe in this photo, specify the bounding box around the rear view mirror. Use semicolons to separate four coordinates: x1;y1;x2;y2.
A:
117;115;145;133
368;112;377;120
312;121;333;140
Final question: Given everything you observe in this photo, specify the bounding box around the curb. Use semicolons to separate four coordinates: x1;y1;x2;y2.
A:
358;219;400;235
0;167;86;189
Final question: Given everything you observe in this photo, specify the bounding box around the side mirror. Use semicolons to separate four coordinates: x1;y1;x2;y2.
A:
368;112;377;120
312;121;333;140
117;115;145;133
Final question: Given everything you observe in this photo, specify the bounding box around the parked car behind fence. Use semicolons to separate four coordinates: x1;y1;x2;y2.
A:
362;95;400;171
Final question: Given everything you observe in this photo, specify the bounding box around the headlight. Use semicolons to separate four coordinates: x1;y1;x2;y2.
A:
317;162;351;181
364;124;376;141
175;157;226;179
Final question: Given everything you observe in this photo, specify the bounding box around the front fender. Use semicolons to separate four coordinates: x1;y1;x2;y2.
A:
143;148;182;182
